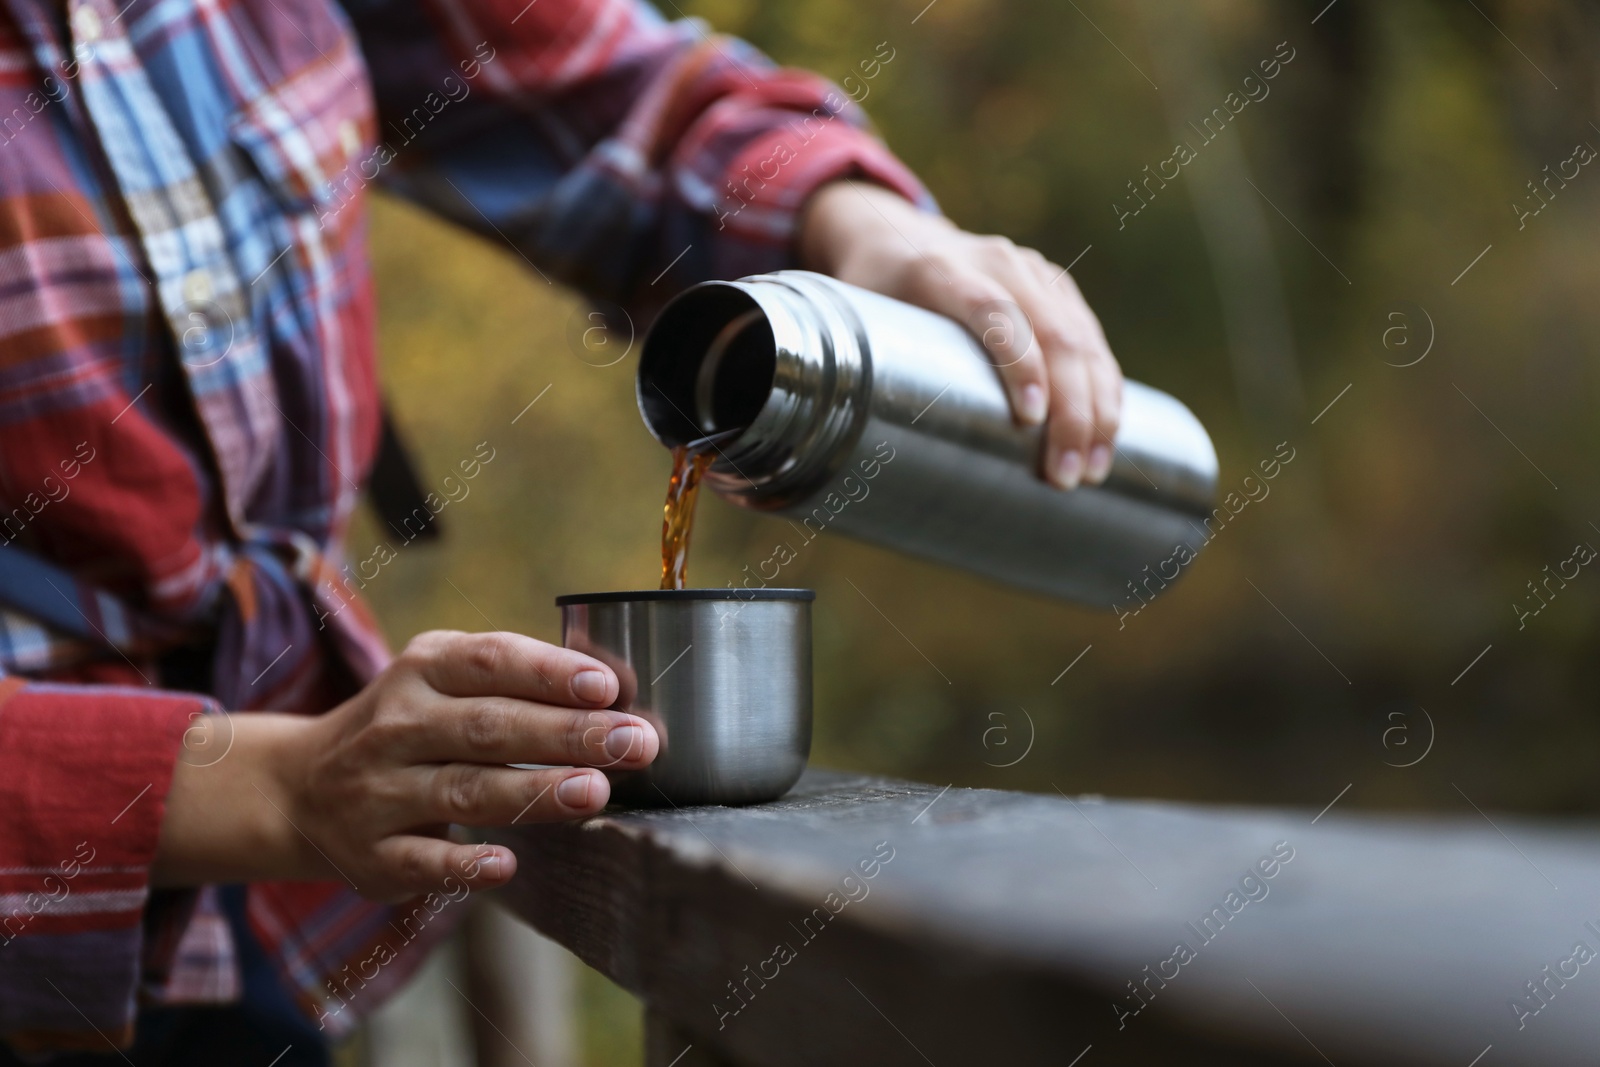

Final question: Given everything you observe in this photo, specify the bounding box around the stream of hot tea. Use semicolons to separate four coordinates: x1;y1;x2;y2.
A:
660;444;717;589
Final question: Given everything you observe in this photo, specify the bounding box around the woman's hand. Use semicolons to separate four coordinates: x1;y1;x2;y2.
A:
154;630;657;902
798;180;1123;490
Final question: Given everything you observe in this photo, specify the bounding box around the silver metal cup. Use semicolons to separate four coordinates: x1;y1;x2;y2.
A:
557;589;814;807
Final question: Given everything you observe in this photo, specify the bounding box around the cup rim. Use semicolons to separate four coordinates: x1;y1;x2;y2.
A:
556;588;815;606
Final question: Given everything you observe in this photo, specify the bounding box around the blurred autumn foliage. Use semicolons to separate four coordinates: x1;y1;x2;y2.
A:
366;0;1600;811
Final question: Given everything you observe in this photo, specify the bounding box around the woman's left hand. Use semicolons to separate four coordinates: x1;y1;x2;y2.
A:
798;180;1123;490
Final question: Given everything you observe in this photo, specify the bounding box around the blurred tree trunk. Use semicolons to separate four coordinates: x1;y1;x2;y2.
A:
1135;0;1306;435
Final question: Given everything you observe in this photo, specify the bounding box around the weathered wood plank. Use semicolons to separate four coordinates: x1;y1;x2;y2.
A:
485;770;1600;1066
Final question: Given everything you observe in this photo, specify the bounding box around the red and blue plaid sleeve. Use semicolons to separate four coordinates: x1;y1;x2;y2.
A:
341;0;933;306
0;677;211;1055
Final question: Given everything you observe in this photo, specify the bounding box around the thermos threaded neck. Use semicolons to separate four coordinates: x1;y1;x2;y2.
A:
638;274;871;509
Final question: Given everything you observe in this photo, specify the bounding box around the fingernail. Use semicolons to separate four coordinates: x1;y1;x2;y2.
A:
1087;444;1113;483
474;853;502;881
571;669;609;704
1054;449;1083;489
1019;384;1047;425
605;724;644;762
557;773;594;808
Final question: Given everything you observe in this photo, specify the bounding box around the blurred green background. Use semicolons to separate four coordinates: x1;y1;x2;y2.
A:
352;0;1600;1060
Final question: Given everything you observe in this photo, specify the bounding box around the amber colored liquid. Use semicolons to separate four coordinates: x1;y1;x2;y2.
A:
660;445;716;590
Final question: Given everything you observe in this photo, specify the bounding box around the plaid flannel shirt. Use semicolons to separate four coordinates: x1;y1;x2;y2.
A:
0;0;928;1052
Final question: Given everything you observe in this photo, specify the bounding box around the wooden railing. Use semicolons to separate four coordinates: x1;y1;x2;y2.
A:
485;770;1598;1066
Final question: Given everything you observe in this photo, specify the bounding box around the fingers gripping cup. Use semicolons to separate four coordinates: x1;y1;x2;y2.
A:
557;589;814;807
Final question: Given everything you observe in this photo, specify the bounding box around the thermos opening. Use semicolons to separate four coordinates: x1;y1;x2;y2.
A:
640;285;776;447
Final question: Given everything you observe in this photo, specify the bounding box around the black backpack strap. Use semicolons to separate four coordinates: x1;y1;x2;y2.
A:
366;401;442;543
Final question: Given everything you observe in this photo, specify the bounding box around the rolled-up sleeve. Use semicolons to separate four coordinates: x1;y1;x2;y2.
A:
341;0;933;305
0;679;210;1055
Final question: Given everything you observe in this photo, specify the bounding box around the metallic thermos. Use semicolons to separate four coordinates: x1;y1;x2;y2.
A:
637;271;1218;607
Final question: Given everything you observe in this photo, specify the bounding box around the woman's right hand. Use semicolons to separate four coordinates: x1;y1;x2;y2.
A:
154;630;658;902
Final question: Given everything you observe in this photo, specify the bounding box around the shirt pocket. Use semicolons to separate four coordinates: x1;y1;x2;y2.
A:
226;38;375;220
